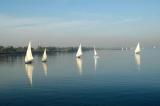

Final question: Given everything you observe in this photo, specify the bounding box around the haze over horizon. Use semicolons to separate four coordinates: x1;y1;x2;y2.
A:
0;0;160;48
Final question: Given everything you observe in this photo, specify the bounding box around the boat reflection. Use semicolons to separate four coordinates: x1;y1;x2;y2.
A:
42;63;48;77
134;54;141;71
25;64;34;87
76;58;83;75
94;56;99;71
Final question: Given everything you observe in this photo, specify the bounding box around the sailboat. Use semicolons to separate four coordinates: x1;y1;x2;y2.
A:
135;42;141;54
25;41;34;64
122;48;124;51
42;48;47;62
94;47;98;56
76;44;83;58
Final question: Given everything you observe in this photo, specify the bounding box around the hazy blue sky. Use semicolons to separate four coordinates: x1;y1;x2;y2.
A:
0;0;160;47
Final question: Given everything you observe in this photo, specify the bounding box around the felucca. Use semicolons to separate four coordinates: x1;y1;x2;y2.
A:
76;44;83;58
42;48;47;62
25;41;34;64
135;42;141;54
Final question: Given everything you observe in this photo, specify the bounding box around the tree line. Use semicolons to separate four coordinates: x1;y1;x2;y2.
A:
0;46;93;55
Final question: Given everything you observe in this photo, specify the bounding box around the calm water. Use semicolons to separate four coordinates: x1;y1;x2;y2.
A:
0;49;160;106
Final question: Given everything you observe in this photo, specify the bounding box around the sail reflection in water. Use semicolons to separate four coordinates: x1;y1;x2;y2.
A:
25;64;34;87
94;56;98;71
134;54;141;71
76;58;83;75
42;63;48;77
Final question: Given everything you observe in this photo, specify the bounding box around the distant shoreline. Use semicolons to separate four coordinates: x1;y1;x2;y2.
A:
0;46;93;55
0;46;126;55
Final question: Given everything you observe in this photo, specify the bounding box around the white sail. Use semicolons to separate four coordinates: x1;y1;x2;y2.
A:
76;44;83;58
153;46;156;49
25;41;34;63
42;48;47;62
122;48;124;51
25;64;34;87
94;47;98;56
135;42;141;54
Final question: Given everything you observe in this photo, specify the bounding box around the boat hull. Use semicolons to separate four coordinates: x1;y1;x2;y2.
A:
135;51;141;54
25;60;33;64
42;60;47;62
76;56;81;58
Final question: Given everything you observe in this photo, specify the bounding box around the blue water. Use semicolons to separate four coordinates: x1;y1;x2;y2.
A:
0;49;160;106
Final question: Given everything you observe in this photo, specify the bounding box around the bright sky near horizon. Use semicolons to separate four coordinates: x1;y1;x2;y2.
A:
0;0;160;47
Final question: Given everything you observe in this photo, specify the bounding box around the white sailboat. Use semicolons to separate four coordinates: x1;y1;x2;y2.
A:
25;41;34;64
76;44;83;58
122;48;124;51
135;42;141;54
25;64;34;87
94;47;98;56
153;46;156;49
42;48;47;62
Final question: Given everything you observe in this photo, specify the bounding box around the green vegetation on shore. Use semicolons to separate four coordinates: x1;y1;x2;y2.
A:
0;46;126;55
0;46;93;55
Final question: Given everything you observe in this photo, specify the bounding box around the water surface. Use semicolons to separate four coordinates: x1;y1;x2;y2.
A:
0;49;160;106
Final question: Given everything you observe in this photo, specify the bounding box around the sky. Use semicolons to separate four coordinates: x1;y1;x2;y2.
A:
0;0;160;47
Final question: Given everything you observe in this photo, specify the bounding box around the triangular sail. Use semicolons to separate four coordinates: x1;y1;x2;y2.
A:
42;48;47;62
135;42;141;54
94;47;98;56
25;41;34;63
76;44;83;58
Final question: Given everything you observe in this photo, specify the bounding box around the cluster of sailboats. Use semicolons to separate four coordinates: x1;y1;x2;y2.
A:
25;41;141;64
24;41;141;86
25;41;47;64
25;42;100;64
